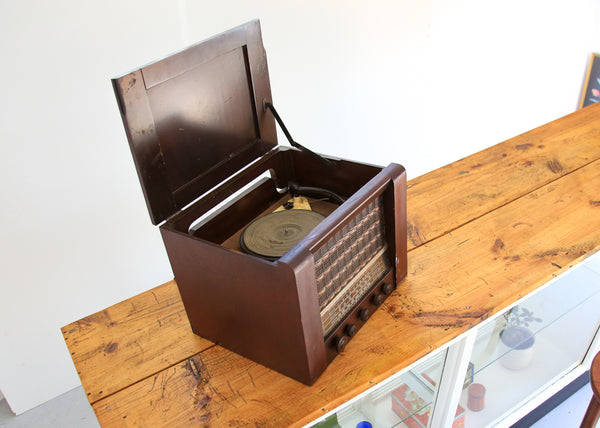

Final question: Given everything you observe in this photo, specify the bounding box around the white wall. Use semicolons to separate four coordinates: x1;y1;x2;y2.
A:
0;1;183;414
0;0;597;415
594;0;600;53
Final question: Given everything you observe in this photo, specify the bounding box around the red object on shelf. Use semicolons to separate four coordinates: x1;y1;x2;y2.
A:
391;378;465;428
467;383;486;412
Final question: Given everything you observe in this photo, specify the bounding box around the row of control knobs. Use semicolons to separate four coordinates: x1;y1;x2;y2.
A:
335;282;394;353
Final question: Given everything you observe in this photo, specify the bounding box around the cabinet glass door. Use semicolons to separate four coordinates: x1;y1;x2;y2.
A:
459;262;600;427
314;349;447;428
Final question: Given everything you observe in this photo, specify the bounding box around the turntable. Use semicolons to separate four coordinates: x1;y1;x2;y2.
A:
113;20;407;385
240;208;325;260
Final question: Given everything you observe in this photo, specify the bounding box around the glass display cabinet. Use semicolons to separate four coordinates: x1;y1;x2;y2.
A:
458;255;600;427
310;253;600;428
313;350;450;428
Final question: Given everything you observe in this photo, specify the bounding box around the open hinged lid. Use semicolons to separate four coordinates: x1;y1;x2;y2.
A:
113;20;277;224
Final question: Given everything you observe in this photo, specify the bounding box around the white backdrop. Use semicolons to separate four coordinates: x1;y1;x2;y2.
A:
0;0;598;415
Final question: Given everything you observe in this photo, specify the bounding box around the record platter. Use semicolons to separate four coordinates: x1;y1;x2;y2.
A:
240;206;325;260
113;20;407;385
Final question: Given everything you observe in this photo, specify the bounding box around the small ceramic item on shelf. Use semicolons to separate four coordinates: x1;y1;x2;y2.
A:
467;383;486;412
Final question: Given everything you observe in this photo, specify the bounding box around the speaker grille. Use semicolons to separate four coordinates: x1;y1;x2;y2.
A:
314;196;386;310
320;247;390;336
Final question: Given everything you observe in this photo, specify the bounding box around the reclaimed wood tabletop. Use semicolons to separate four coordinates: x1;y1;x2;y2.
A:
62;102;600;427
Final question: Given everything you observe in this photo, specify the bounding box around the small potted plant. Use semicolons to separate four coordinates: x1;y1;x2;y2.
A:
497;306;542;370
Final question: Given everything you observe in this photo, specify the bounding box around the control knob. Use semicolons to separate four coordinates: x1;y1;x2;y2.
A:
382;282;394;295
345;324;358;337
358;308;370;322
335;336;348;353
372;293;384;306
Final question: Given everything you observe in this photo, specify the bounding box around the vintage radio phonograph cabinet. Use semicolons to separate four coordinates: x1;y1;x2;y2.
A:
113;20;407;385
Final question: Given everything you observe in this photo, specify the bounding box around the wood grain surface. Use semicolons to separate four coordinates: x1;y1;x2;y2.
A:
63;103;600;427
62;281;212;403
91;158;600;427
407;105;600;249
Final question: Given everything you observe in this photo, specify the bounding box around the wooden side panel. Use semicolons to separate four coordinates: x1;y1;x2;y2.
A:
90;159;600;427
390;166;408;284
61;281;211;404
160;226;321;385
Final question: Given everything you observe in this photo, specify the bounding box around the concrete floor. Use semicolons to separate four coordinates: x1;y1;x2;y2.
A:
0;381;594;427
0;387;99;428
529;384;592;428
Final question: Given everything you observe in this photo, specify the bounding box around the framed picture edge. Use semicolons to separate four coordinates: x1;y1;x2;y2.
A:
579;52;600;109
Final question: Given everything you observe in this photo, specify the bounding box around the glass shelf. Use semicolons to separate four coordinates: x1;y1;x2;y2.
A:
314;350;447;428
459;264;600;427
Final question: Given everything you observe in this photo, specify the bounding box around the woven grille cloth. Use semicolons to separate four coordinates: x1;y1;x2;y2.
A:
314;197;385;309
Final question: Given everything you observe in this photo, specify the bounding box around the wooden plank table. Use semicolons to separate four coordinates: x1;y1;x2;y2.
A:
63;103;600;427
